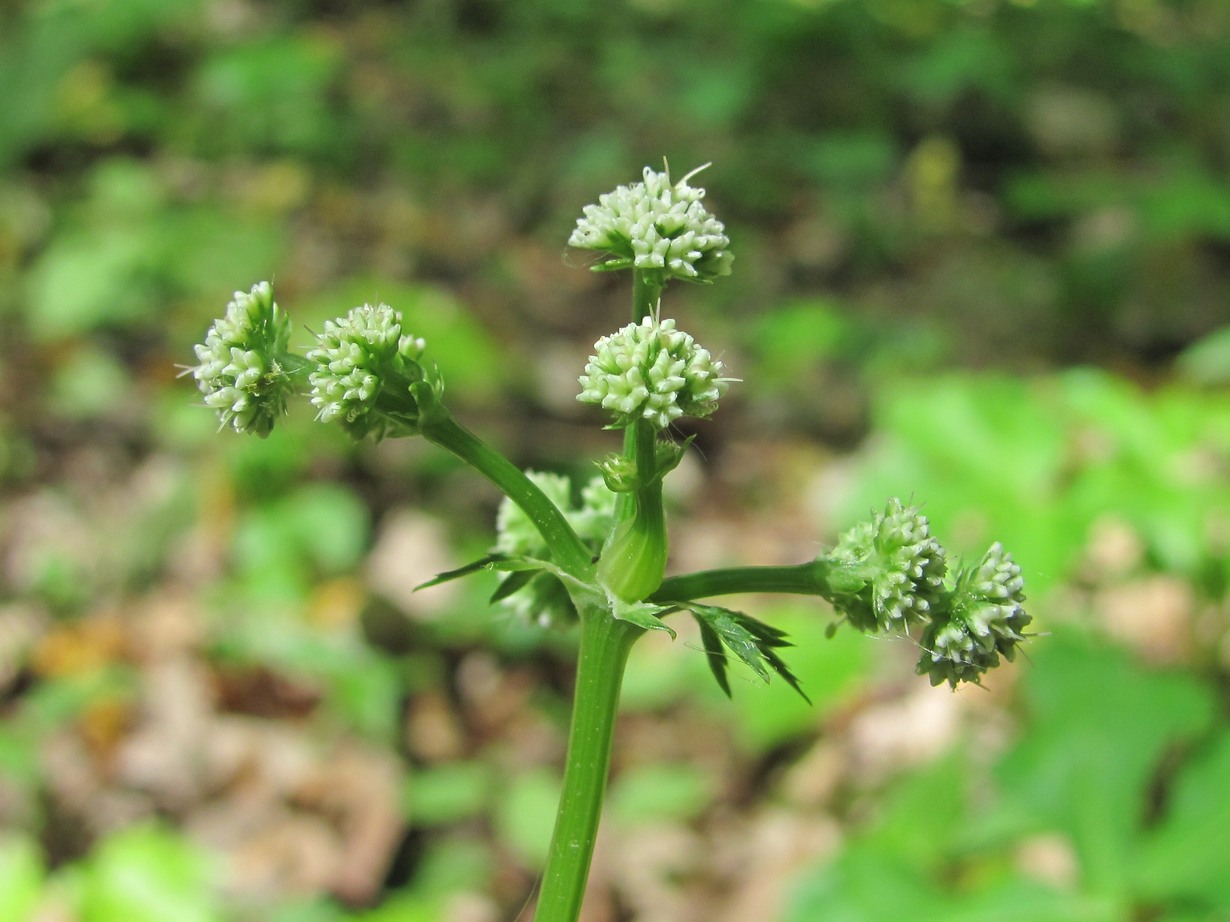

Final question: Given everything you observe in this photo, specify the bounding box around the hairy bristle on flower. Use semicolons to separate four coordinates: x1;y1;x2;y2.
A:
916;542;1031;688
306;302;427;440
578;316;729;429
568;165;733;283
191;281;296;437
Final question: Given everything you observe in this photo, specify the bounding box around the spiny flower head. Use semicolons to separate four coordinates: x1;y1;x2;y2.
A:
307;302;427;440
495;472;617;626
822;498;948;632
569;164;733;283
917;542;1030;688
191;281;296;437
578;316;729;430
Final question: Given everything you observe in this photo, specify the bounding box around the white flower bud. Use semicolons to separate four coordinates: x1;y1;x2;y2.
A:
569;165;733;284
578;316;729;429
190;282;295;437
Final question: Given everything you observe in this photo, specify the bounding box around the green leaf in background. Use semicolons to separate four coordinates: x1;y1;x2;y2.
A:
232;482;370;600
1177;323;1230;386
269;899;353;922
786;628;1225;922
0;835;44;922
25;223;156;339
791;853;1118;922
847;369;1230;594
1134;731;1230;911
749;298;856;386
78;825;220;922
992;630;1216;905
799;132;897;189
719;605;869;753
191;34;343;158
355;894;447;922
403;761;493;827
49;345;133;421
325;651;402;741
23;157;286;342
608;762;713;827
401;837;493;903
493;768;561;869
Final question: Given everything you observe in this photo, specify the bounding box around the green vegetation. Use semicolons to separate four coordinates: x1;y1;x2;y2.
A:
1;0;1228;920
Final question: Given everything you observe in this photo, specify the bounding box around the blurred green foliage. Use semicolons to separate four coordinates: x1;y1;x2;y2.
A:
842;368;1230;595
1;0;1229;918
786;630;1230;921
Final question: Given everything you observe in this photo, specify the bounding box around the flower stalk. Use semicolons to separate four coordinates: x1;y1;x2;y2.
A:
419;411;596;582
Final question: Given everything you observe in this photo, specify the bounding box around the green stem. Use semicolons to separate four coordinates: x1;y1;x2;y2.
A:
535;609;641;922
598;420;667;601
632;269;663;321
421;412;594;581
652;560;831;604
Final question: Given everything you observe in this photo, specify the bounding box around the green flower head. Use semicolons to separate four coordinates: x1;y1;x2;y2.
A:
578;316;729;430
822;499;948;633
495;471;616;626
191;281;297;437
307;302;430;440
917;542;1030;688
569;164;733;284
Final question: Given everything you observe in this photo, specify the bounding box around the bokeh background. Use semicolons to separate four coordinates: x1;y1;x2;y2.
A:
2;0;1229;920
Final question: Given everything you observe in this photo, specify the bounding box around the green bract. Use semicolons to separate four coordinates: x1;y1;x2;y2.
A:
191;281;296;437
495;472;616;625
821;498;948;632
307;302;430;440
917;542;1030;688
578;316;728;430
568;165;733;284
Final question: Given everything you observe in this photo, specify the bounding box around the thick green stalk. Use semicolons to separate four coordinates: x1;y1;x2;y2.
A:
599;420;667;601
653;560;831;604
632;269;663;321
535;609;641;922
420;412;594;581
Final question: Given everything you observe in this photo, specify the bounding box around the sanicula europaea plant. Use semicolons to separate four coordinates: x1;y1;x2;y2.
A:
190;163;1031;921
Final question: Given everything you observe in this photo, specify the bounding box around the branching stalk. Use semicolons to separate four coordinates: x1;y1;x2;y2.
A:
421;412;595;581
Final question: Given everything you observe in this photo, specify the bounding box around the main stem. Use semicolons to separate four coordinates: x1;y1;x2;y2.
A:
535;610;641;922
532;269;665;919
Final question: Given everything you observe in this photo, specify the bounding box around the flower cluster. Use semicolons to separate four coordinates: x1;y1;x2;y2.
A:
819;501;1030;687
191;282;296;437
916;543;1031;688
578;316;728;429
495;472;616;625
568;165;733;283
821;499;948;633
307;303;428;440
